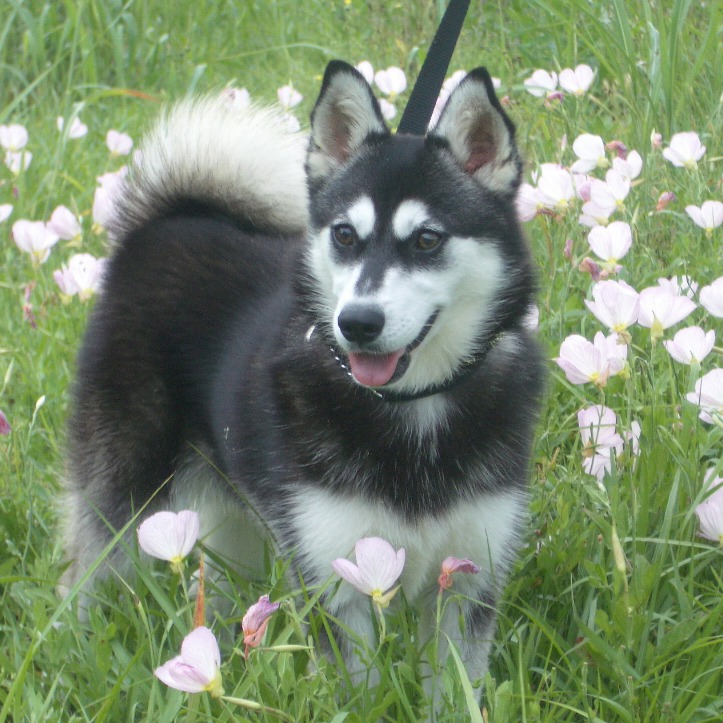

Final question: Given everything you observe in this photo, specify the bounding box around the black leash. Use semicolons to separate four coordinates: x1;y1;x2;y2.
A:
396;0;471;135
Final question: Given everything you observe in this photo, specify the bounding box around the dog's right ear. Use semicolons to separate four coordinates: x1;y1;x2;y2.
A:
307;60;389;184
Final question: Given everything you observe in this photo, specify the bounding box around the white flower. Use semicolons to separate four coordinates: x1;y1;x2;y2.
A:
686;368;723;424
589;169;631;215
662;131;706;169
378;98;396;120
137;510;200;572
558;65;594;95
12;220;59;265
57;116;88;138
0;124;28;151
220;87;250;110
355;61;374;85
700;277;723;317
106;129;133;155
53;254;107;301
536;163;574;213
637;286;696;333
570;134;607;173
612;150;642;180
585;279;640;333
658;276;698;300
686;201;723;237
47;205;82;241
277;85;303;109
579;200;614;227
663;326;715;365
4;150;32;174
374;67;407;98
587;221;632;267
578;405;624;481
0;204;12;223
516;182;541;222
442;70;467;94
523;69;558;98
695;470;723;545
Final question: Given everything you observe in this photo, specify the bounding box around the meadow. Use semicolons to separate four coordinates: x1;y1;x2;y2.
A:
1;0;723;720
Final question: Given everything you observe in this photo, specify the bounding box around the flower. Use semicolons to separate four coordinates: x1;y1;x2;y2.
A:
438;557;481;591
587;221;632;269
589;169;631;215
12;220;59;265
0;204;12;223
53;254;107;301
57;116;88;138
686;368;723;424
584;279;640;336
650;129;662;148
686;201;723;237
155;626;224;697
658;275;698;299
695;471;723;545
106;129;133;155
355;61;374;85
242;594;280;657
4;150;32;174
137;510;200;573
47;205;82;242
331;537;405;610
0;409;10;436
0;124;28;151
578;405;624;481
554;332;624;387
277;85;303;109
637;286;696;340
579;200;614;227
516;183;541;222
663;326;715;365
612;150;642;180
523;69;558;98
221;87;250;110
656;191;676;212
700;277;723;317
374;67;407;100
570;134;608;173
558;65;594;95
536;163;574;213
378;98;396;121
662;131;706;169
625;421;641;457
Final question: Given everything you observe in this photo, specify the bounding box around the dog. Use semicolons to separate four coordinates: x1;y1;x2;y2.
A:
59;60;544;705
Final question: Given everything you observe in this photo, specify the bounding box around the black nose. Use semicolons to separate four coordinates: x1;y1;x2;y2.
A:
337;304;385;344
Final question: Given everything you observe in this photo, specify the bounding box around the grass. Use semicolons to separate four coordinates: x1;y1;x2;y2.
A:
1;0;723;720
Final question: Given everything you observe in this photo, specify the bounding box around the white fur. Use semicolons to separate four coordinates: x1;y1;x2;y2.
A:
120;97;309;236
392;199;434;239
343;195;376;239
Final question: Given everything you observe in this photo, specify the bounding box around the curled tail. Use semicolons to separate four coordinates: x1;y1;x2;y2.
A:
111;97;309;240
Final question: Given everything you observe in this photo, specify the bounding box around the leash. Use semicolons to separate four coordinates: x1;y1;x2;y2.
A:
397;0;471;135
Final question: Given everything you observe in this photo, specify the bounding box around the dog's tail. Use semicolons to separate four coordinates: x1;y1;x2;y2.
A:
111;96;309;240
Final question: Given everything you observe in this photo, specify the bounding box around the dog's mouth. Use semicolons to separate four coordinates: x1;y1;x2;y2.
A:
346;311;439;388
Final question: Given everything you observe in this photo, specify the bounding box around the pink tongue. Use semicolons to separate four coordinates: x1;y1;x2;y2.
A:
348;350;405;387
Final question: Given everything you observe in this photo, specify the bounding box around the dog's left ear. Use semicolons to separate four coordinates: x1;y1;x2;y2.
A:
307;60;390;185
430;68;522;196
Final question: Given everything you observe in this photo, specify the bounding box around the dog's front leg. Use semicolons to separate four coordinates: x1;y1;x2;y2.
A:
418;583;498;718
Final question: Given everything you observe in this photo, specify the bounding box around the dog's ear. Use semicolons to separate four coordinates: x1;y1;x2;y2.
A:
307;60;389;184
430;68;522;196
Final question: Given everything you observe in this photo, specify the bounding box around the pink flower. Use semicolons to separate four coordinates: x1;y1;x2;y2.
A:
0;409;10;436
438;556;481;591
658;276;698;299
355;61;374;85
650;130;663;149
57;116;88;138
378;98;396;121
570;134;607;173
555;333;624;387
12;220;59;266
637;286;696;339
92;187;117;229
155;626;224;697
106;129;133;155
589;169;631;215
587;221;632;268
663;326;715;365
516;182;541;222
656;191;676;212
331;537;405;610
277;85;303;109
523;69;558;98
585;279;640;334
662;131;706;169
695;471;723;545
686;369;723;424
47;205;82;241
579;200;614;227
0;124;28;151
242;594;280;656
612;151;642;180
700;277;723;318
53;254;107;301
137;510;200;572
536;163;574;213
686;201;723;237
374;67;407;98
558;65;594;96
0;204;12;223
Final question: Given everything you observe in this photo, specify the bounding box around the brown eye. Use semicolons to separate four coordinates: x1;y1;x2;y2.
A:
415;229;443;252
332;224;357;247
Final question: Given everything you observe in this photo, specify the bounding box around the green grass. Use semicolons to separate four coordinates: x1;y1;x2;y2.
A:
1;0;723;720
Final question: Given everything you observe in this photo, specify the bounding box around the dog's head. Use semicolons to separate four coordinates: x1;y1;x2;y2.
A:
304;60;535;395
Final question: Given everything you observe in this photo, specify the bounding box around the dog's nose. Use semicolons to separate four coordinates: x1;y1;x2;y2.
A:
337;304;385;344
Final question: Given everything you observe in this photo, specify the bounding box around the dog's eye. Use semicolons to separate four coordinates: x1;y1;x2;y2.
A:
415;229;443;252
331;224;357;247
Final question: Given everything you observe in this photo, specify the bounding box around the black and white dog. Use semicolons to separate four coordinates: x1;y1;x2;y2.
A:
60;61;544;702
